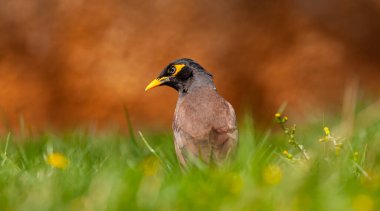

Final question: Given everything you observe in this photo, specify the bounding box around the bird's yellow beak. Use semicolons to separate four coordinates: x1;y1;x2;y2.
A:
145;77;169;91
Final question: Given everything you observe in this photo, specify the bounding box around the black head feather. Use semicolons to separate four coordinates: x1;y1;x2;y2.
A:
170;58;213;78
155;58;214;93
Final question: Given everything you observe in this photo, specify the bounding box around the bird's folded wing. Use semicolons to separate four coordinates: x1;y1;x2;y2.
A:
210;101;238;161
173;101;238;166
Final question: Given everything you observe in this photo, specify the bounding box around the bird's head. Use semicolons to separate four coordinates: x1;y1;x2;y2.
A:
145;58;213;93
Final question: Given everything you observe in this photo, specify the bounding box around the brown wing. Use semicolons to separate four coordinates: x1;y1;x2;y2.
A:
209;101;238;162
173;89;238;166
173;126;212;166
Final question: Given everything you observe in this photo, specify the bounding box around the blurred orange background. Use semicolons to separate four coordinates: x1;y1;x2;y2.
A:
0;0;380;132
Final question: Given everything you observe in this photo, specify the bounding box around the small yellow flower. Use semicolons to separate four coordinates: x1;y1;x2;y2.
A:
140;156;160;176
227;173;243;194
354;152;359;162
263;164;283;185
324;127;330;136
282;150;293;159
47;152;69;169
275;113;288;123
352;194;374;211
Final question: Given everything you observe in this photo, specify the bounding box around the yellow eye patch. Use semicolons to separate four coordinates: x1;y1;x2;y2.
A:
173;64;186;76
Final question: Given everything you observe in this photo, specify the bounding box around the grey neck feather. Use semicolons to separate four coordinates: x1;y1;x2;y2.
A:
179;70;216;97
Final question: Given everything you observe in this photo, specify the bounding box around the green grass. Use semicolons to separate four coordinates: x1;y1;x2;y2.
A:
0;114;379;211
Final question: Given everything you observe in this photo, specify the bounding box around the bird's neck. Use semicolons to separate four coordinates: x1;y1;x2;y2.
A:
179;72;216;97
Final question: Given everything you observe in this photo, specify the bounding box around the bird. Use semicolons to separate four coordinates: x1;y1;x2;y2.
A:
145;58;238;167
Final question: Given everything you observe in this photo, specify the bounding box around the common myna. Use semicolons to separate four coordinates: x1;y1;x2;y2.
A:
145;58;238;166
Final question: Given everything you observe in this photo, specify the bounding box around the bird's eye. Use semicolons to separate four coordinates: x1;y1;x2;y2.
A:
168;66;176;75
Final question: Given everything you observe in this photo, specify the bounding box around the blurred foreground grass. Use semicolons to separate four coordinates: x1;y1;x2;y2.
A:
0;113;379;211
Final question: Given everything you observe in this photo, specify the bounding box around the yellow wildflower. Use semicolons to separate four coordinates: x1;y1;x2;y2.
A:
324;127;330;136
352;194;374;211
227;173;243;194
263;164;283;185
47;152;69;169
282;150;293;159
275;113;281;118
354;152;359;162
141;156;160;176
